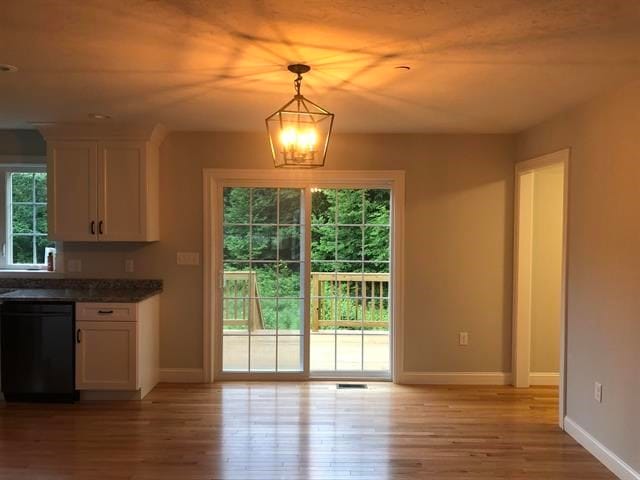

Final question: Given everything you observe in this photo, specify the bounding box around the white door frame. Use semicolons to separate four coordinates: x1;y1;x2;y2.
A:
202;168;405;383
512;149;570;429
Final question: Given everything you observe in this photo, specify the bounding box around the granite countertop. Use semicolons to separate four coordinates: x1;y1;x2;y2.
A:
0;279;162;303
0;288;161;303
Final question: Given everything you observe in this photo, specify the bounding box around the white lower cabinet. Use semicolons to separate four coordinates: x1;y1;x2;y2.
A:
76;321;138;391
75;296;159;399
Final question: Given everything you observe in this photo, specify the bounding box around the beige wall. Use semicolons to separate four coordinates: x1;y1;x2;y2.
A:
0;130;45;156
50;132;516;374
517;81;640;472
530;164;564;373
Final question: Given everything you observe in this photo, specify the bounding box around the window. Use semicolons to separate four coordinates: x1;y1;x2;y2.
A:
219;186;392;377
0;164;55;269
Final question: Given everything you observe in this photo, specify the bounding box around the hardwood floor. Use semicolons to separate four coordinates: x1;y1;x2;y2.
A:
0;383;614;479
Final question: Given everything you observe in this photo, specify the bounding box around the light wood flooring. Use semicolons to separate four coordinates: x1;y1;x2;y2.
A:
0;383;614;479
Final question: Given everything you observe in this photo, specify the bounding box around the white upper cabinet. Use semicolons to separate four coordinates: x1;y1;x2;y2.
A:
98;141;148;241
47;141;99;241
41;125;164;242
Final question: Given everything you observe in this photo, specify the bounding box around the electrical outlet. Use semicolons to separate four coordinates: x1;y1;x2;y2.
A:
459;331;469;346
67;259;82;273
125;259;134;273
594;382;603;403
177;252;200;266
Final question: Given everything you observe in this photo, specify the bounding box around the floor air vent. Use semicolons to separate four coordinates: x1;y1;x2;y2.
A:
336;383;368;389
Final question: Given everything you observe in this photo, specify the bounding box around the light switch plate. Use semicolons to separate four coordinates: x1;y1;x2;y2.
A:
459;331;469;346
67;259;82;273
177;252;200;266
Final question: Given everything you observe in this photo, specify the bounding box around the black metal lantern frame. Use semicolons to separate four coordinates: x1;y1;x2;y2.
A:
266;64;334;168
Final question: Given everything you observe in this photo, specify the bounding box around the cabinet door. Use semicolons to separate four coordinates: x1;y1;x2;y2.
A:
75;321;138;391
97;141;147;241
47;141;98;241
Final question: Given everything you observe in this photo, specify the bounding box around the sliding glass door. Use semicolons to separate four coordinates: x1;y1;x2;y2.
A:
309;189;391;375
218;184;391;378
221;187;305;373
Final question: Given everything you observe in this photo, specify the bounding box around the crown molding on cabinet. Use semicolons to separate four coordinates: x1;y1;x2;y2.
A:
36;123;168;147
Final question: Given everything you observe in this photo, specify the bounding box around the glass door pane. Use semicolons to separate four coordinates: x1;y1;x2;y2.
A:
310;188;391;375
222;187;304;373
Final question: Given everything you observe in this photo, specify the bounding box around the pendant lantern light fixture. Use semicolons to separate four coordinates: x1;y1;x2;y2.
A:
266;64;334;168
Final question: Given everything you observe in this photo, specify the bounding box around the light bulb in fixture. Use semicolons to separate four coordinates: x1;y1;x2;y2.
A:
279;127;318;153
297;129;318;151
279;127;297;148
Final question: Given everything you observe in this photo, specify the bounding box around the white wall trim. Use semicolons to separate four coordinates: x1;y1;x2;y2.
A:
512;168;534;387
529;372;559;386
565;417;640;480
159;368;204;383
201;168;405;185
513;148;570;430
399;371;512;385
202;169;405;383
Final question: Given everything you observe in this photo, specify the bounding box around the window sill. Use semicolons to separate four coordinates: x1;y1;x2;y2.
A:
0;270;64;278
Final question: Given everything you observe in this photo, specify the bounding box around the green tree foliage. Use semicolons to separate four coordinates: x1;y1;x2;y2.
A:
10;173;53;264
222;187;390;331
311;189;390;271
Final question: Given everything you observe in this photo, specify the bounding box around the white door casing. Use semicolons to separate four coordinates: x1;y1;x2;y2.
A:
202;169;405;383
512;149;569;429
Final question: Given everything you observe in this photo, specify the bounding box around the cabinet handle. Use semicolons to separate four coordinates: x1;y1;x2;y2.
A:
98;221;104;235
98;310;114;314
90;221;96;235
76;329;82;343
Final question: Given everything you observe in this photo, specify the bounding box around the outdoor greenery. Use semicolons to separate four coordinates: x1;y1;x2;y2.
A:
9;172;54;265
311;189;390;270
222;187;390;331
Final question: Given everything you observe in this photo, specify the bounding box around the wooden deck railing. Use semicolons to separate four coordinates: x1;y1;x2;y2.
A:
310;272;389;331
223;271;389;332
222;271;263;331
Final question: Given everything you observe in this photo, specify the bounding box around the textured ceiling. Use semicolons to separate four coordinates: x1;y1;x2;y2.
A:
1;0;640;132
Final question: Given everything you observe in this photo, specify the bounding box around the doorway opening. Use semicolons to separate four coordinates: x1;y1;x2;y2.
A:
203;170;405;382
512;149;569;428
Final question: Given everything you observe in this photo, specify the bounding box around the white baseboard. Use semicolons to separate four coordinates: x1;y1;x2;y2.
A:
398;371;512;385
529;372;559;386
564;417;640;480
159;368;204;383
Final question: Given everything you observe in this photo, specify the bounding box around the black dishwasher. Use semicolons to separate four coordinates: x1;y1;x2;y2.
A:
1;302;76;402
